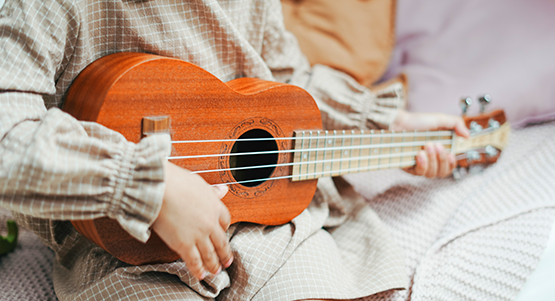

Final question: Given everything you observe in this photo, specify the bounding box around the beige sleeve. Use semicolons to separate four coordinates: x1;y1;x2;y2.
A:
261;0;405;131
0;0;170;243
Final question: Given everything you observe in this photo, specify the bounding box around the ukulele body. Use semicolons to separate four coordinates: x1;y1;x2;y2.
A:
64;52;321;265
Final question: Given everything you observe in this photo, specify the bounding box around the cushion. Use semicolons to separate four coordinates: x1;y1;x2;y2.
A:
282;0;396;87
382;0;555;127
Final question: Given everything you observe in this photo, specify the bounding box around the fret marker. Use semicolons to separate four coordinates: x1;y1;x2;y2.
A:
344;151;348;156
395;147;399;152
303;154;308;159
374;149;378;154
328;139;332;144
326;165;330;170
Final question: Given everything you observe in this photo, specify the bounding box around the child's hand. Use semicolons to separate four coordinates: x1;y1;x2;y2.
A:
391;110;470;178
153;162;233;280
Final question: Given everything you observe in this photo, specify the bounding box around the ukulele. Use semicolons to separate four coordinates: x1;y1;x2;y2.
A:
63;52;510;265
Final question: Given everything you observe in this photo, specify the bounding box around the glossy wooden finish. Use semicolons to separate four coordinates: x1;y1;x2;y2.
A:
64;52;321;265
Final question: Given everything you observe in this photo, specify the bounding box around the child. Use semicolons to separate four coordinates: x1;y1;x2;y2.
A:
0;0;466;299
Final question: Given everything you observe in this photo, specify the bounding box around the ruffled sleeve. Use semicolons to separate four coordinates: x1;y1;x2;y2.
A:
0;93;171;243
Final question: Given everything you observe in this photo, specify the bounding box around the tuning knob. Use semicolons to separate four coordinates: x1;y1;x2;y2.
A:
478;94;491;113
466;150;481;163
484;145;499;158
460;97;472;116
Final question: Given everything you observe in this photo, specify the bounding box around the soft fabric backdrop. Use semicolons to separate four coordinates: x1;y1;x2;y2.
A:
383;0;555;127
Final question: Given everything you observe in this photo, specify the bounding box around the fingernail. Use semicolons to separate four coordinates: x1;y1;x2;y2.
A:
449;154;456;164
463;127;470;137
435;143;444;153
215;266;222;275
426;143;435;154
224;257;234;268
200;270;208;280
215;184;228;192
417;152;426;164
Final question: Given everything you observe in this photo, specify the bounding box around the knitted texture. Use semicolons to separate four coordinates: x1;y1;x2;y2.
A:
0;207;57;301
350;119;555;301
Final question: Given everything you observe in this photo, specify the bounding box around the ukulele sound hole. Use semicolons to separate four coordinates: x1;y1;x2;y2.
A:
230;129;278;187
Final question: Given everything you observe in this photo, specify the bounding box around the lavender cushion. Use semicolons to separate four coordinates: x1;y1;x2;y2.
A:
383;0;555;127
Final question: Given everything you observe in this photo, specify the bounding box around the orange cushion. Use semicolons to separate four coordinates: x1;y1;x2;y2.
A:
282;0;395;87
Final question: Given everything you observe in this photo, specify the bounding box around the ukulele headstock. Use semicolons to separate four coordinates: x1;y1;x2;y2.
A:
452;95;510;168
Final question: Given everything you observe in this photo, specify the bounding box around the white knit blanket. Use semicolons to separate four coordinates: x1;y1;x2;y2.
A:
347;120;555;301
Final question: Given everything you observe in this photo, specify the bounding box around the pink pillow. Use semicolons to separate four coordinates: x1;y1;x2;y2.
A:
383;0;555;127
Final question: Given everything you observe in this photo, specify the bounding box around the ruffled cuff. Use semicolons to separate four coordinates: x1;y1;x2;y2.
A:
305;64;405;130
101;133;171;243
366;82;406;129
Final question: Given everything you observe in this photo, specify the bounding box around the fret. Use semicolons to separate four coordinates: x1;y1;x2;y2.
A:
300;132;306;180
324;131;329;176
331;130;338;176
348;130;354;173
307;131;314;180
329;134;334;175
443;133;454;152
292;131;302;181
314;131;321;179
382;130;392;169
390;131;401;167
321;131;328;178
320;132;328;177
357;129;363;172
403;131;415;166
448;132;456;153
417;131;427;153
377;130;383;170
325;131;334;176
412;130;418;164
339;130;345;176
368;130;378;169
429;130;436;143
359;130;369;172
400;131;407;166
314;132;320;178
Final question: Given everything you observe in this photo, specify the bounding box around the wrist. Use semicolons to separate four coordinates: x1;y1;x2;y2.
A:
390;110;409;131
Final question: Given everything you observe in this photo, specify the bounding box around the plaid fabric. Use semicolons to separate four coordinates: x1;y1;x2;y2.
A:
0;0;406;300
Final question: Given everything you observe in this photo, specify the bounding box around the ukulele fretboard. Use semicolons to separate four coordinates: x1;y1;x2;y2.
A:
291;129;454;181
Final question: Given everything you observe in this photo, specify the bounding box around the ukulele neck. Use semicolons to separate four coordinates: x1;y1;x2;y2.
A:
290;129;455;181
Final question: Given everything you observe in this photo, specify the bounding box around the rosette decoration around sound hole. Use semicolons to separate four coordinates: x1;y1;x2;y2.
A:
218;117;287;199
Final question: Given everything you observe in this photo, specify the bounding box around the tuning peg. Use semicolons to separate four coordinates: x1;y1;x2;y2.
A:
469;121;483;134
484;145;498;158
478;94;491;113
466;150;481;163
460;97;472;116
488;118;500;129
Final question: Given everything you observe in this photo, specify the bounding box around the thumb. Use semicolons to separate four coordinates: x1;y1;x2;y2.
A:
213;184;229;199
454;119;470;138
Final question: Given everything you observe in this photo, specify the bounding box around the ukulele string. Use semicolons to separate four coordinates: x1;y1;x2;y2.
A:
165;131;457;185
193;146;491;182
190;150;422;174
169;130;454;144
208;159;416;186
166;139;454;160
